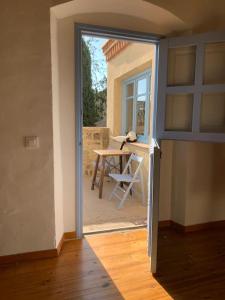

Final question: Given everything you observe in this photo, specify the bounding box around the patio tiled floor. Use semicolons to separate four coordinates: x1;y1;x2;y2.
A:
83;175;147;233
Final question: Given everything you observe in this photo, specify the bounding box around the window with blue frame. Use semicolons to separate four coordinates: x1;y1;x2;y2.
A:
122;70;151;143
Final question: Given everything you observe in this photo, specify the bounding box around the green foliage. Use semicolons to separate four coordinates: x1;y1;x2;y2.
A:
82;38;107;126
82;38;99;126
93;75;107;123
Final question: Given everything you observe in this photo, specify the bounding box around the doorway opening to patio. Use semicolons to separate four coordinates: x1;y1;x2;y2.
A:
81;31;157;234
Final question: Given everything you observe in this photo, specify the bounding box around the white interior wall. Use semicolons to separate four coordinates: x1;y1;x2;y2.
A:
0;0;57;256
57;18;76;233
170;142;188;225
184;142;213;226
170;141;225;226
51;13;65;245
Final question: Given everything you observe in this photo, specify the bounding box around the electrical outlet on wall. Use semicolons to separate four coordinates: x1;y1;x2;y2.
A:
24;136;39;149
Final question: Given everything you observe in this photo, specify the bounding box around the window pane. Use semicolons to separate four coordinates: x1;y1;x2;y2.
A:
165;94;193;131
126;100;133;133
204;42;225;84
200;93;225;132
136;98;146;135
137;78;147;95
126;83;134;97
137;94;146;102
167;46;196;86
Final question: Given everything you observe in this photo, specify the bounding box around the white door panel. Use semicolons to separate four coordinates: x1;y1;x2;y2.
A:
157;31;225;142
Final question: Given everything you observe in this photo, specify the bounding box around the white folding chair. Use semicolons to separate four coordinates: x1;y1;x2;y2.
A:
109;154;145;209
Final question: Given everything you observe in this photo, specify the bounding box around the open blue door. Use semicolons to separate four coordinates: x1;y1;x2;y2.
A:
150;30;225;273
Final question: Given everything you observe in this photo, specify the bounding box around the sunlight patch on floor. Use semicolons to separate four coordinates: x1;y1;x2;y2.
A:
85;229;172;299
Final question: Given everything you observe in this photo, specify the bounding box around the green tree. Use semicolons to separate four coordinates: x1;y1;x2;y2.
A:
93;75;107;124
82;38;98;126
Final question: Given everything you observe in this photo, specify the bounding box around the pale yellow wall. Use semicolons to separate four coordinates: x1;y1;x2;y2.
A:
106;43;154;136
106;43;153;208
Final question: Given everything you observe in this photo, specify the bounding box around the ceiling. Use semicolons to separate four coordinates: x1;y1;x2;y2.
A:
52;0;225;35
145;0;225;32
51;0;186;34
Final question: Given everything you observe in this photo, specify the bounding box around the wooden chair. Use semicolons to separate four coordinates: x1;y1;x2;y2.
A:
109;154;145;209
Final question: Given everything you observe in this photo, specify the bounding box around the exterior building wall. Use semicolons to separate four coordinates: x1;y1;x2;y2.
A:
105;43;159;211
83;127;109;176
106;42;154;136
105;42;172;221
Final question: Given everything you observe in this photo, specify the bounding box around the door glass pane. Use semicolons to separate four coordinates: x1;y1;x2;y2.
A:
126;83;134;97
137;94;146;102
126;99;133;133
137;78;147;95
167;46;196;86
200;93;225;132
136;96;146;135
165;94;193;131
204;42;225;84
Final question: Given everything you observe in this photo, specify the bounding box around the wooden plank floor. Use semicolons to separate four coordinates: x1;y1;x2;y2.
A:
1;228;225;299
157;227;225;299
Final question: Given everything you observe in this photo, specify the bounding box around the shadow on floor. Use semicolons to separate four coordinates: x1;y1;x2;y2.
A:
155;227;225;299
0;238;125;300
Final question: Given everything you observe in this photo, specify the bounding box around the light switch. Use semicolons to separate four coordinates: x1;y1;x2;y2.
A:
24;136;39;149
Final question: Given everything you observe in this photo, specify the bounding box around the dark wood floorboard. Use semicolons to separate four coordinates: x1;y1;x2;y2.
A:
157;227;225;300
1;228;225;299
